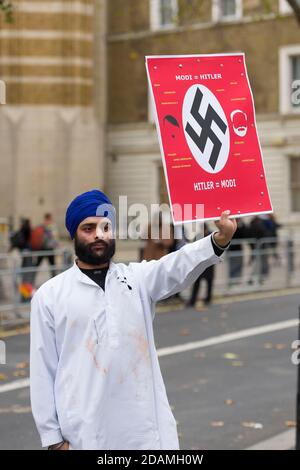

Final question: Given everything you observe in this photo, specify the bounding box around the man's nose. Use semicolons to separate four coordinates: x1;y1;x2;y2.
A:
95;225;105;239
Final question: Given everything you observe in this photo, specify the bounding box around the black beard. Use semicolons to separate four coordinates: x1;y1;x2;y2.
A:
74;236;116;266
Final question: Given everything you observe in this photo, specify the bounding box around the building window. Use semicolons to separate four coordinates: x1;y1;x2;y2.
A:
290;158;300;212
279;45;300;114
279;0;300;14
212;0;243;22
150;0;178;30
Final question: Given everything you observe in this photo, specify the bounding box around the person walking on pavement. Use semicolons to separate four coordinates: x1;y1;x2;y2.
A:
227;218;249;287
186;223;215;307
248;216;270;284
31;213;59;279
140;213;174;262
10;218;35;301
30;189;237;450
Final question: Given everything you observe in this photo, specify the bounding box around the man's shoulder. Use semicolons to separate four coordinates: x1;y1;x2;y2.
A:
113;260;144;281
34;265;75;297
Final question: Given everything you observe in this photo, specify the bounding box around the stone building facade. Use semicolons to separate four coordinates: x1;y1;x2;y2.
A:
0;0;107;232
107;0;300;234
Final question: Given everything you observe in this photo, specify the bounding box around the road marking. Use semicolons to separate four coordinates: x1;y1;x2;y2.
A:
213;287;300;305
0;318;298;393
157;318;299;357
0;405;31;414
156;288;300;314
0;378;30;394
246;429;295;450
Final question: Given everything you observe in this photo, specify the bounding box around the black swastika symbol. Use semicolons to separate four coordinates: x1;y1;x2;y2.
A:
185;87;227;170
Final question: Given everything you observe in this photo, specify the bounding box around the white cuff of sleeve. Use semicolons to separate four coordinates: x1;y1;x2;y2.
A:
41;429;64;448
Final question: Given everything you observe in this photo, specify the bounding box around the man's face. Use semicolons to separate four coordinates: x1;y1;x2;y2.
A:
75;216;116;266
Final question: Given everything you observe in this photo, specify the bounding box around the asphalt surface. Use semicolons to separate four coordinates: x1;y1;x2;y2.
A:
0;291;299;450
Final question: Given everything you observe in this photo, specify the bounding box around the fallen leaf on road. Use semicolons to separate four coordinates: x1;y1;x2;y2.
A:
180;328;190;336
0;405;31;414
264;343;273;349
233;434;244;442
242;422;263;429
195;305;206;312
0;373;8;381
231;361;244;367
224;399;235;406
180;383;192;390
12;370;27;377
272;408;281;413
222;353;239;360
12;405;31;414
284;420;296;428
197;378;208;385
210;421;224;427
275;344;286;350
16;362;28;369
194;352;206;359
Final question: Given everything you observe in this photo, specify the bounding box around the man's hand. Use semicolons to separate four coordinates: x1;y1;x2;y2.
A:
57;441;69;450
213;210;237;247
48;440;70;450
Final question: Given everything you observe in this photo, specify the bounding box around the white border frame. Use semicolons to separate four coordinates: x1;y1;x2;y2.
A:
148;85;156;122
279;44;300;115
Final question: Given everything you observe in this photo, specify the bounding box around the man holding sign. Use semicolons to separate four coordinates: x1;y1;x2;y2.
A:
30;189;236;450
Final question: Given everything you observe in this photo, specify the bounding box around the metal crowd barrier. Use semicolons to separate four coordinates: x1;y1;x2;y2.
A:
0;248;73;327
0;236;299;327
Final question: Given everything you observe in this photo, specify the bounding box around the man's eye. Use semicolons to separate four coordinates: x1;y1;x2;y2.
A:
104;224;109;232
84;227;91;231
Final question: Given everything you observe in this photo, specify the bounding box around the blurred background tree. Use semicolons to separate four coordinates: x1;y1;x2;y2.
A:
0;0;13;23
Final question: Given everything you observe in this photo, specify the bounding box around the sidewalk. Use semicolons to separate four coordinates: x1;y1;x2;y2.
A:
246;429;296;450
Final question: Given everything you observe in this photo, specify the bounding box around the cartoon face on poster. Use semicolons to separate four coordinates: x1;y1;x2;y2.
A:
146;54;273;224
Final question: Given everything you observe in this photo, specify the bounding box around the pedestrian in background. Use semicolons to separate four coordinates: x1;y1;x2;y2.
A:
10;218;35;302
186;223;216;307
31;213;59;279
227;218;248;286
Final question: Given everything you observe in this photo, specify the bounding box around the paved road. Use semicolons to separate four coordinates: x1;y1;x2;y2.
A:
0;291;299;450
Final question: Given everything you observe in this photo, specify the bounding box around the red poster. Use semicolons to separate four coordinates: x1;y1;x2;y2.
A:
146;54;273;224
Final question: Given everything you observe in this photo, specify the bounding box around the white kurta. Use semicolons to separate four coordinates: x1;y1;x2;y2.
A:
30;234;223;450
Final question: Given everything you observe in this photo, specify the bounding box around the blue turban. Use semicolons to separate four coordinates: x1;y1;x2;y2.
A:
65;189;114;239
